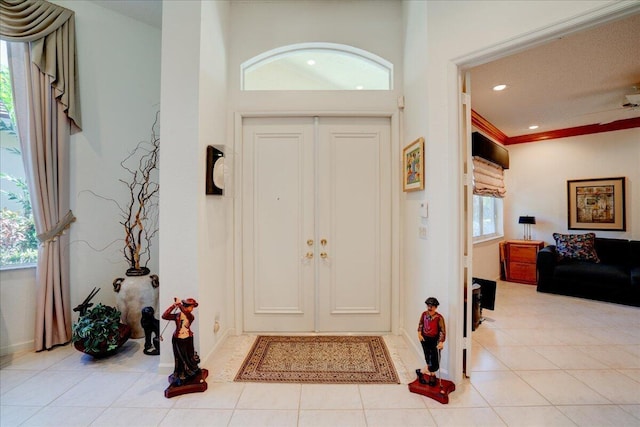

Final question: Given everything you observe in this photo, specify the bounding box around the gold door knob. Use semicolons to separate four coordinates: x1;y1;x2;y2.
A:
307;239;314;246
305;252;314;259
320;252;328;259
320;239;327;246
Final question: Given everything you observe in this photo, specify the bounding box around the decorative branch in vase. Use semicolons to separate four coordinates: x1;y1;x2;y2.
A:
111;112;161;339
120;113;160;276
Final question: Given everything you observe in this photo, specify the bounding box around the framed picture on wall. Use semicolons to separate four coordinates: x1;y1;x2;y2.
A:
567;177;626;231
402;137;424;192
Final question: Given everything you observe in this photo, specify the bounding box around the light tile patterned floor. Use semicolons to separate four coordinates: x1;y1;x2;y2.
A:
1;281;639;426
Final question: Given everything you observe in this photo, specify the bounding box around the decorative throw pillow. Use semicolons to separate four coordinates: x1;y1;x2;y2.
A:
553;232;600;263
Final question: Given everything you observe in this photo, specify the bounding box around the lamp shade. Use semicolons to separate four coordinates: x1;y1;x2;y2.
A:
518;216;536;224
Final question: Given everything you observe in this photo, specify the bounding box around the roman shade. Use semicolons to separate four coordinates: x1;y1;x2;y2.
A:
472;156;506;198
471;132;507;198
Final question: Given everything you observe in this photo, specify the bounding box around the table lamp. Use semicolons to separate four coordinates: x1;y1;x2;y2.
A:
518;216;536;240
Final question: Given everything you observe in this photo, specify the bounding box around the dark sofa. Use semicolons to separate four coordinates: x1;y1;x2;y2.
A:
537;237;640;307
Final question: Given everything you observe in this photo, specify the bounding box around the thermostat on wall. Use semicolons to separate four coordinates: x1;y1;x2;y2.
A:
419;201;428;218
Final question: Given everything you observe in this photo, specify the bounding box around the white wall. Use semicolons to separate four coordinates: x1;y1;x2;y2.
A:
0;0;161;356
505;128;640;243
159;0;231;370
473;240;502;281
228;0;403;113
0;267;36;355
197;0;232;364
60;0;162;308
401;0;430;366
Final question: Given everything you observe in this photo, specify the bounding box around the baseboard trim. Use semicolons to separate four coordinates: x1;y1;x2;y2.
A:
201;327;233;368
399;327;450;378
0;340;34;357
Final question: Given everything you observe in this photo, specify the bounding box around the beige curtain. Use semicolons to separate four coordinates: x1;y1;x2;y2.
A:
2;0;80;351
472;156;506;198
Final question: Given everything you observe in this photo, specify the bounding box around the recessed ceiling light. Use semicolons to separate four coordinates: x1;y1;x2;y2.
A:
307;59;316;66
355;85;364;90
529;125;539;130
492;84;507;91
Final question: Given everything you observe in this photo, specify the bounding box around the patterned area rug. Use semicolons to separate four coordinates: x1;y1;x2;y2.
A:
234;335;400;384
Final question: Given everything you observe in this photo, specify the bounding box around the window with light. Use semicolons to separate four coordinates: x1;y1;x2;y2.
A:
0;40;37;268
473;195;503;241
242;43;393;91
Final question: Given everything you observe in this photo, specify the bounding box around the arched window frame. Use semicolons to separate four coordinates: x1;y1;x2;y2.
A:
241;42;394;91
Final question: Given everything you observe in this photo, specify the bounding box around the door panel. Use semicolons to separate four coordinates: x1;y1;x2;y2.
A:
317;118;391;331
242;116;390;332
242;118;315;332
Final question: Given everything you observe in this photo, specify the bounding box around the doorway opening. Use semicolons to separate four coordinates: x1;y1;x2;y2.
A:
457;4;639;378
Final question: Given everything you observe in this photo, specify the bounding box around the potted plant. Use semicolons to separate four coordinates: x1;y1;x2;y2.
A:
72;289;131;357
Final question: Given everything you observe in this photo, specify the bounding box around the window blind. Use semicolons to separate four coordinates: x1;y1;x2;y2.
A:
472;156;506;198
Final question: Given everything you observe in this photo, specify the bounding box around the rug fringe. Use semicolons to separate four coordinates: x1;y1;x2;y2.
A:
208;335;256;382
382;335;413;384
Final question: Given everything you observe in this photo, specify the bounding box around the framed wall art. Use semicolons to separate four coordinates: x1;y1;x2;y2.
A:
402;137;424;192
567;177;626;231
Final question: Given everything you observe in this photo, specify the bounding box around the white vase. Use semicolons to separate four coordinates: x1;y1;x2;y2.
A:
113;270;159;339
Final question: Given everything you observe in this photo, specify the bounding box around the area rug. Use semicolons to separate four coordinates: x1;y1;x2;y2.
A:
234;335;400;384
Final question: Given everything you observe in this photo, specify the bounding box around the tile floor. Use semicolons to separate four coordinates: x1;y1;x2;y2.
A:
1;281;639;426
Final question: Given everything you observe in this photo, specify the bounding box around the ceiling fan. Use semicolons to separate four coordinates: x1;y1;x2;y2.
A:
577;86;640;125
622;93;640;108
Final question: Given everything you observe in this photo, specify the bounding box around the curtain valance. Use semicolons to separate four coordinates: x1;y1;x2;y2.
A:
0;0;81;129
472;156;506;198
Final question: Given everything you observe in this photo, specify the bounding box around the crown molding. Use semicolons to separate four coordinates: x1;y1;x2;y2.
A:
471;110;640;145
471;110;507;144
504;117;640;145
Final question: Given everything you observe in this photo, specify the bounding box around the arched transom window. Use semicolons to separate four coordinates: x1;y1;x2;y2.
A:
241;43;393;91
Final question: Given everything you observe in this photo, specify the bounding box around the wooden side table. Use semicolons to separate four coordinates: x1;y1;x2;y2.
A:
505;240;544;285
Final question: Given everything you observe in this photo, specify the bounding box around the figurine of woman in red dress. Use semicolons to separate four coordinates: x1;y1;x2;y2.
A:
162;297;201;387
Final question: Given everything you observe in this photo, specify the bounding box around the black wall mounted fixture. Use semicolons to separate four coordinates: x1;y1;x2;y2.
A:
472;132;509;169
206;145;224;195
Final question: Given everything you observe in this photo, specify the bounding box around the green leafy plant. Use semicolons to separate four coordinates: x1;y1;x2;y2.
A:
0;147;37;267
0;171;31;217
0;66;17;134
72;303;122;354
0;208;37;265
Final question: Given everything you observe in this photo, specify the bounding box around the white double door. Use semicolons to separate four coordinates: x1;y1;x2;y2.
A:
242;116;391;332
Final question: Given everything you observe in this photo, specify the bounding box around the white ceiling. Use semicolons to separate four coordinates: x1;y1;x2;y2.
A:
94;2;639;137
470;13;640;137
